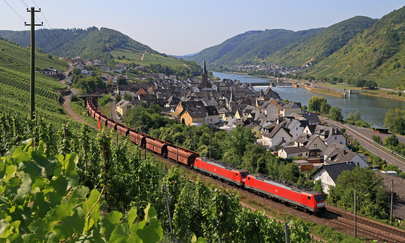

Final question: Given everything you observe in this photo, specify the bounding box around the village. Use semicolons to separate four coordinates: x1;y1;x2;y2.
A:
40;57;403;221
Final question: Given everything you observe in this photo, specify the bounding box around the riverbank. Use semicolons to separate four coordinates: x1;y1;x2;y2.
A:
361;90;405;102
304;85;345;98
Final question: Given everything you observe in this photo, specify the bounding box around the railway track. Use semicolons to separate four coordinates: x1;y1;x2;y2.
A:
88;93;405;242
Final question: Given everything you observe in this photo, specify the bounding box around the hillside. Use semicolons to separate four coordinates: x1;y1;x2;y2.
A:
305;6;405;88
266;16;376;67
0;27;158;64
0;37;79;125
187;28;324;67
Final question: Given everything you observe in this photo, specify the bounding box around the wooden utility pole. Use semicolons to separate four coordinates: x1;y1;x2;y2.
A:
163;184;174;242
25;7;43;120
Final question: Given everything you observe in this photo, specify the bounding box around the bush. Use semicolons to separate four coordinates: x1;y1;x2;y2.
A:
70;94;79;102
99;94;111;106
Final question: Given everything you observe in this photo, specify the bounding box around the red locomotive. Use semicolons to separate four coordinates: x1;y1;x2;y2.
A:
245;174;325;212
85;90;325;213
194;157;248;186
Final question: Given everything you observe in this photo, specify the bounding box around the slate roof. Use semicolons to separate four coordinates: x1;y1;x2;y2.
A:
205;106;219;116
302;112;320;124
326;148;360;164
313;162;356;182
324;142;348;158
281;146;310;154
284;101;301;109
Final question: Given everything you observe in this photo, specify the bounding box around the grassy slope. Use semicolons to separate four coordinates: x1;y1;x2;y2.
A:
110;51;185;68
0;39;81;128
267;16;376;67
306;6;405;88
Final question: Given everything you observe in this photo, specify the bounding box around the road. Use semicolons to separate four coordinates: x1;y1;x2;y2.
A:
109;94;121;122
320;116;405;171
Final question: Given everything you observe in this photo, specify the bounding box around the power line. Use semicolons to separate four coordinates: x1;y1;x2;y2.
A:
3;0;26;22
34;15;63;56
20;0;28;8
32;0;69;57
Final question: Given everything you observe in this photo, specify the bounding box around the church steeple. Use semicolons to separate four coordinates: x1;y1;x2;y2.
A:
200;59;209;89
203;59;207;74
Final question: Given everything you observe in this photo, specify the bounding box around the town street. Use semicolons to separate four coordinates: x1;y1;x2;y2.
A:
320;116;405;171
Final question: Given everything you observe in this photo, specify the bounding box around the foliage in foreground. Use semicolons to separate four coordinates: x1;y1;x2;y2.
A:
0;141;163;242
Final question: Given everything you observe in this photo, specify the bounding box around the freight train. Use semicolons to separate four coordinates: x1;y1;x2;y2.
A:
86;88;325;212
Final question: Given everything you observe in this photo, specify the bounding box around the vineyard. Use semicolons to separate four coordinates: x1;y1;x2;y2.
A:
0;113;319;242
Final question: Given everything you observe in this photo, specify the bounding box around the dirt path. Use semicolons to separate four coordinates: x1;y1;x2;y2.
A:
141;51;147;61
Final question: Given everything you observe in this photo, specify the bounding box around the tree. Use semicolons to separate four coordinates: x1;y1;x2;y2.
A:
115;94;122;104
327;167;388;219
308;96;328;113
353;110;361;121
355;79;366;87
372;135;382;144
117;77;128;85
123;92;133;101
384;134;399;147
73;67;81;76
320;102;331;114
329;106;343;122
390;116;405;135
365;80;377;89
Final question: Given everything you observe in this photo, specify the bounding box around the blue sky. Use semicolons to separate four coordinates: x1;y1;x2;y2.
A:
0;0;403;55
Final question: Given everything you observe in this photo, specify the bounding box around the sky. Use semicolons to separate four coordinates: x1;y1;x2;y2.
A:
0;0;404;55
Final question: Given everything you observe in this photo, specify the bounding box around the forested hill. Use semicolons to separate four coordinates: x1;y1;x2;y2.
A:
266;16;376;67
306;6;405;88
186;28;324;68
0;27;158;65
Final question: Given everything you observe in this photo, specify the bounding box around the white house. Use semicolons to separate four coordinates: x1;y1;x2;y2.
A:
281;102;301;117
261;125;292;148
278;146;309;159
312;162;357;194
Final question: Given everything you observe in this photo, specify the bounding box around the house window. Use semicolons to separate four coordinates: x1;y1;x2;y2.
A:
335;136;337;139
314;144;317;148
296;128;298;130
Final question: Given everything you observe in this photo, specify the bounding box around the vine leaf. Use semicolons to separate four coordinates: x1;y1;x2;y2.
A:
100;211;123;240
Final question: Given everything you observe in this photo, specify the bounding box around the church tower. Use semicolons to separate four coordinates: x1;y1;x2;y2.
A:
201;60;208;83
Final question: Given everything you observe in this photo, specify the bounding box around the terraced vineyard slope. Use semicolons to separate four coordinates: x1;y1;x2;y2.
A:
0;37;76;125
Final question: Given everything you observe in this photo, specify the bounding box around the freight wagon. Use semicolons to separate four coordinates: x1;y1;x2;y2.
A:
245;173;325;212
167;146;199;167
194;157;249;186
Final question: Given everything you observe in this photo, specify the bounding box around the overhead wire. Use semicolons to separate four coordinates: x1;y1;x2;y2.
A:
34;15;63;57
32;0;69;57
3;0;26;22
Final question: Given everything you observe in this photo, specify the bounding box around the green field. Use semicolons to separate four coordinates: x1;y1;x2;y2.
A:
110;50;185;68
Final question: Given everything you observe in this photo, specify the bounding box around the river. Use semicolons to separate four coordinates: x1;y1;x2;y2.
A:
213;72;404;127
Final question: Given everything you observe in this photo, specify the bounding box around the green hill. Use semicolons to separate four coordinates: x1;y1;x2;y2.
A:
0;27;158;65
305;6;405;88
187;28;324;67
0;37;78;125
266;16;376;67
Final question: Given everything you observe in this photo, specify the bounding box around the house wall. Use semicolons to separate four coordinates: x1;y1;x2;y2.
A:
326;134;346;146
206;115;220;125
278;149;309;159
313;170;335;194
266;129;292;148
307;137;327;155
288;121;304;141
351;154;369;168
265;104;279;121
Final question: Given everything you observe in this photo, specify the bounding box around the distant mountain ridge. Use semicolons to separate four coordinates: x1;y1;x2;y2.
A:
186;28;324;67
266;16;377;67
305;6;405;88
0;27;158;64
